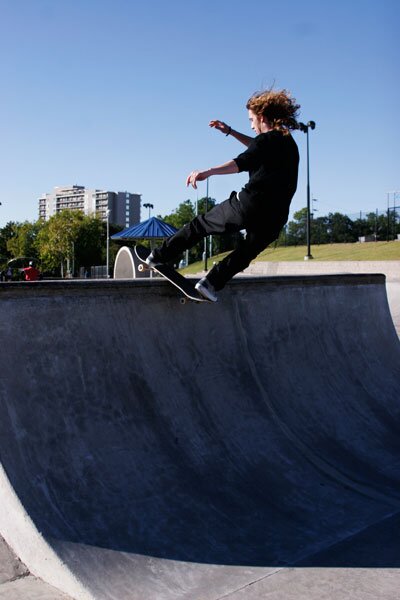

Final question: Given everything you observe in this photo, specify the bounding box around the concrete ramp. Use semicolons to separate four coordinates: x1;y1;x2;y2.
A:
0;275;400;600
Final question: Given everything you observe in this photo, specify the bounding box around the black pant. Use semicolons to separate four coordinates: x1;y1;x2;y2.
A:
153;192;284;291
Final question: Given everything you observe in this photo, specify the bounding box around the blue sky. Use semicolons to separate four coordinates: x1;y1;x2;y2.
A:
0;0;398;225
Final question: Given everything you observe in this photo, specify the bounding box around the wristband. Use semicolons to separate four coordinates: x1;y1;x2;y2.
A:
225;126;232;136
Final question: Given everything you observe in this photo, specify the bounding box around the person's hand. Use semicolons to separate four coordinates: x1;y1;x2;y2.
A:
209;120;231;135
186;170;208;189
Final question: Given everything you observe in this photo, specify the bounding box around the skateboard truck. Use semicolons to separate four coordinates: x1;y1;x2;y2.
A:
134;245;211;304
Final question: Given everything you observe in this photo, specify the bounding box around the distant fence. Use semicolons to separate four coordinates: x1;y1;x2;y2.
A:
345;207;399;222
79;266;108;279
285;205;400;246
345;207;399;242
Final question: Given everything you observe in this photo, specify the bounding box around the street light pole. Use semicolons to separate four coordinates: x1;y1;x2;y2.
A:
299;120;316;260
144;203;154;219
106;209;110;278
204;178;209;271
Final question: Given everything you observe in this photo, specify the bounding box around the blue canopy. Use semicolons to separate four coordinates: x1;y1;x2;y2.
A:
111;216;178;240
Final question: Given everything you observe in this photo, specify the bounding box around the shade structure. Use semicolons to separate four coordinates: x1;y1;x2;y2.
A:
7;257;36;268
111;216;178;241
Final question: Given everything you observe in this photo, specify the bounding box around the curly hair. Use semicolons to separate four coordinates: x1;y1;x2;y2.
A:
246;88;300;134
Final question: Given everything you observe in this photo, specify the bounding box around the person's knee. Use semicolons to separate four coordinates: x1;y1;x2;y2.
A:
245;230;278;260
179;219;202;242
240;239;265;263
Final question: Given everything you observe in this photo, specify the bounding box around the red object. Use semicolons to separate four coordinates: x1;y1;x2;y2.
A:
23;266;41;281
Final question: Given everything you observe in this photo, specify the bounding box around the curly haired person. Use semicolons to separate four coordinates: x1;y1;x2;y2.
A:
147;88;301;301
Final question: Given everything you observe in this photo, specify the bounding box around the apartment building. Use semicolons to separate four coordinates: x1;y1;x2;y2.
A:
38;185;141;228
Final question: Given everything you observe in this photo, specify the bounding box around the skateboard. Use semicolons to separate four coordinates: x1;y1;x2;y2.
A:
134;245;210;304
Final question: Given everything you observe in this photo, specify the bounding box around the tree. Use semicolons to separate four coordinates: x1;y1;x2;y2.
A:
311;216;331;245
162;199;196;230
327;212;356;243
161;198;216;263
6;220;42;260
352;216;371;240
385;209;399;241
0;222;17;262
36;210;103;276
74;215;105;270
286;208;307;245
37;211;80;276
197;196;216;215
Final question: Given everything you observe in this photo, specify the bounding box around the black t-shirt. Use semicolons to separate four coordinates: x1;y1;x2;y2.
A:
233;130;299;224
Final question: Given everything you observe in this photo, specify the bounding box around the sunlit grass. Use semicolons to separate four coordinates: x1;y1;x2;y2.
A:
181;241;400;274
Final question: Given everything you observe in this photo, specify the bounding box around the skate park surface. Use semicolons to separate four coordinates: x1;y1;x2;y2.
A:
0;273;400;600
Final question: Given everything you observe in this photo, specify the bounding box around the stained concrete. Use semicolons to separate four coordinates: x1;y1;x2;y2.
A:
0;534;28;584
0;275;399;599
240;260;400;336
0;533;71;599
0;575;72;599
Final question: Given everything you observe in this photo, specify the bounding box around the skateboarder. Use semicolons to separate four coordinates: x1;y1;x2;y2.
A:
147;88;301;301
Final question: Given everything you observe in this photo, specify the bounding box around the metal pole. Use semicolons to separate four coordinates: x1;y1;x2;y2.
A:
106;209;110;278
306;127;312;259
387;193;390;242
305;127;313;260
299;120;316;260
204;179;209;271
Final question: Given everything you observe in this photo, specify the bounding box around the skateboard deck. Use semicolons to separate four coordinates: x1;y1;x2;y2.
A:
134;245;210;303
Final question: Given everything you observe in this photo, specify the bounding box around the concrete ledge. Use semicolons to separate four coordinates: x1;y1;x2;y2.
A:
0;273;387;301
242;260;400;281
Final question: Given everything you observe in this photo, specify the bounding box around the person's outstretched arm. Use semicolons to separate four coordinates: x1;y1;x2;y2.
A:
209;120;253;147
186;160;239;189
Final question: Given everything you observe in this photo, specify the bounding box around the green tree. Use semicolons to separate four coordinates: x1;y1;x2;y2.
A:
37;210;86;276
0;222;17;262
197;196;216;215
311;216;330;245
162;199;196;229
161;198;215;263
74;215;106;271
384;209;399;241
36;211;122;276
6;220;42;260
286;208;307;245
327;212;356;243
352;216;371;241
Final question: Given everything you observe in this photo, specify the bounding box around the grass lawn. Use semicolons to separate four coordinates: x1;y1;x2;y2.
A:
256;241;400;261
181;241;400;274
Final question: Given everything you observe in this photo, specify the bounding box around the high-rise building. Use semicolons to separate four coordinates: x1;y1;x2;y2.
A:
38;185;141;228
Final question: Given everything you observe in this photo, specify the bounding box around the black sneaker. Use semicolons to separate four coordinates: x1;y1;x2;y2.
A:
195;277;218;302
146;252;161;268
